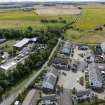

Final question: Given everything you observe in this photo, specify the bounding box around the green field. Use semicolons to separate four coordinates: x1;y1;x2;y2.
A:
0;10;74;30
65;7;105;44
74;8;105;30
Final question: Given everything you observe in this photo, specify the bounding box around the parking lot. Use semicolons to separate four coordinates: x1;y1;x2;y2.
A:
58;70;85;91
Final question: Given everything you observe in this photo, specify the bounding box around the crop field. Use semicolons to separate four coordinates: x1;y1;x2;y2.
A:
65;6;105;44
65;29;105;44
74;8;105;30
0;10;75;30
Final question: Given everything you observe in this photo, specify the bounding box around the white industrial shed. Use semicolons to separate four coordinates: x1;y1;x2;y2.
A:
14;37;37;49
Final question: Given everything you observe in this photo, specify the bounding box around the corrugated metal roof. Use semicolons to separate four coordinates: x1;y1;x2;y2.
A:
88;63;102;88
14;38;30;48
14;37;37;48
42;67;58;90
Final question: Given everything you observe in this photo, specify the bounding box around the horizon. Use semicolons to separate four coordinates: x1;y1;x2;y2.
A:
0;0;104;3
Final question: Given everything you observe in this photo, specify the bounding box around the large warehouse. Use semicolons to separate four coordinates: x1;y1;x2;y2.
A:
14;37;37;50
42;67;59;93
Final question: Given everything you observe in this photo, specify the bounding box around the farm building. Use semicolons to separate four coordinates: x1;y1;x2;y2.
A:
74;90;91;101
88;63;102;89
42;67;59;93
52;57;70;70
22;89;37;105
61;41;71;55
14;37;37;50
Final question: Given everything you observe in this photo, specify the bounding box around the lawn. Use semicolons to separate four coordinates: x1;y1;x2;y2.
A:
0;10;75;30
74;8;105;30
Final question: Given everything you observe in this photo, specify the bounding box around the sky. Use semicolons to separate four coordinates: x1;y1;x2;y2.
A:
0;0;103;2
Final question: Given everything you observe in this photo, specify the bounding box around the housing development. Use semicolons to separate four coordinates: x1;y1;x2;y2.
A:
1;1;105;105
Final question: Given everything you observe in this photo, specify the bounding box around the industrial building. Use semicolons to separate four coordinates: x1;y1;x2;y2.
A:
88;63;102;89
52;57;70;70
61;41;71;55
74;90;91;101
14;37;37;50
42;67;59;93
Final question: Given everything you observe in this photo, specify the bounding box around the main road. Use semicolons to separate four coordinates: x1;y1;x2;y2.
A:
0;38;61;105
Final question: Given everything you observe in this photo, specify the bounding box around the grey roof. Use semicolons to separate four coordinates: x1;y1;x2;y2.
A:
76;90;90;97
88;63;102;88
101;42;105;53
61;41;71;55
42;67;58;90
14;38;30;48
52;57;68;65
14;37;37;48
0;38;6;43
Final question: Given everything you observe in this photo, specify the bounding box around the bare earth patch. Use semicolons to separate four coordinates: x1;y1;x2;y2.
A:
35;5;81;16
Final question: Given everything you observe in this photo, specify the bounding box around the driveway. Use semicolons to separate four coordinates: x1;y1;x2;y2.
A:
58;89;73;105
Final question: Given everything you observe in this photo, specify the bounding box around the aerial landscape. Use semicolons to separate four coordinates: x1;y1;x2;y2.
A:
1;0;105;105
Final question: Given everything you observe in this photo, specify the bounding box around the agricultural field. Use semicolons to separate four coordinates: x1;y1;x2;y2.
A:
65;29;105;44
74;8;105;30
65;6;105;44
0;10;75;30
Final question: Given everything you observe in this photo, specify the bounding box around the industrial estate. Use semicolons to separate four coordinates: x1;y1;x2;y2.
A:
0;1;105;105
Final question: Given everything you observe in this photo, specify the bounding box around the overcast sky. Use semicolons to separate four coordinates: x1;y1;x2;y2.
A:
0;0;103;2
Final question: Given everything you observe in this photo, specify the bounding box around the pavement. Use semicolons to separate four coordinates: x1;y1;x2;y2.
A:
58;70;85;91
0;38;61;105
58;89;73;105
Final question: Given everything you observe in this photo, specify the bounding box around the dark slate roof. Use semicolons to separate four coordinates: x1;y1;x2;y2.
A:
52;57;68;65
76;90;90;97
50;67;59;77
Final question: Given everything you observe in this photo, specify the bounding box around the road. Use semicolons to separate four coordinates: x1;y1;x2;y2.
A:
0;38;61;105
58;89;73;105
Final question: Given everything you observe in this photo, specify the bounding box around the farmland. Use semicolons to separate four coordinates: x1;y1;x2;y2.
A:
0;10;75;30
74;8;105;30
64;6;105;44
